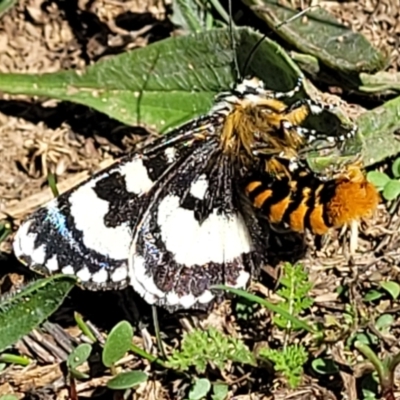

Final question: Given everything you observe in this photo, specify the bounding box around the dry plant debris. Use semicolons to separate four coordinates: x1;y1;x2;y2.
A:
0;0;400;399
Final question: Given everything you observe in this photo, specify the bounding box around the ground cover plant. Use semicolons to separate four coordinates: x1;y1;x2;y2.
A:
0;0;400;399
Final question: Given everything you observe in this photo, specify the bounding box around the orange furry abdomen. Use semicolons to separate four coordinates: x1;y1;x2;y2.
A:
246;169;380;235
324;179;380;229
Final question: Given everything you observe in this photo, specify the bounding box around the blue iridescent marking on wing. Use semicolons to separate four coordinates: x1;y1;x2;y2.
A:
45;204;112;269
45;204;73;240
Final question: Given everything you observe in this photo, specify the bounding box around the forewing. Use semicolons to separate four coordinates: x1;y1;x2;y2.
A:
12;116;215;290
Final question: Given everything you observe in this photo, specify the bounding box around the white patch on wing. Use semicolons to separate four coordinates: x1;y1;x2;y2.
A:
46;255;59;272
76;267;92;282
111;266;128;282
68;180;132;259
190;174;208;200
62;265;75;275
129;255;165;305
91;269;108;283
157;195;253;266
166;291;180;306
31;244;46;265
177;293;196;309
118;157;154;194
13;220;35;259
233;270;250;288
164;147;177;164
197;290;214;304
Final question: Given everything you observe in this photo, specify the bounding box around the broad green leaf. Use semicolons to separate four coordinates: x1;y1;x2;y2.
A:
107;370;148;390
0;27;302;133
244;0;387;74
383;180;400;201
67;343;92;369
0;275;76;352
102;320;133;367
189;378;212;400
367;171;390;190
380;281;400;300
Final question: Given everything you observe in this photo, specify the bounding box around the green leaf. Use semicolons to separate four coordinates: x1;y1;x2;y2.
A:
273;263;313;330
189;378;212;400
0;220;12;244
311;358;339;375
383;180;400;201
47;172;59;197
259;344;308;389
0;395;19;400
364;290;383;302
0;275;76;352
375;314;394;333
67;343;92;369
245;0;387;74
0;353;30;366
102;320;133;367
171;0;215;32
357;95;400;167
212;383;229;400
366;171;391;190
379;281;400;300
392;158;400;178
0;0;16;18
0;27;302;133
166;327;255;373
354;332;378;346
107;370;148;390
74;312;97;343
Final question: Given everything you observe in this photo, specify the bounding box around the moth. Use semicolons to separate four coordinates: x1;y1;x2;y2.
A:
13;76;377;311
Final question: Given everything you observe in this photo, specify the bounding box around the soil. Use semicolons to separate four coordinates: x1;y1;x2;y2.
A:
0;0;399;399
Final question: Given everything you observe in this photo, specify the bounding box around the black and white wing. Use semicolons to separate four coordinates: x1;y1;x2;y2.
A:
128;140;266;309
13;117;211;291
13;115;266;310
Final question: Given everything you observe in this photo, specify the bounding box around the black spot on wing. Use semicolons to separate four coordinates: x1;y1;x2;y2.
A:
93;171;141;229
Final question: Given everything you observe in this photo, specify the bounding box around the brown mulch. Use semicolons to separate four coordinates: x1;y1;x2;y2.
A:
0;0;400;399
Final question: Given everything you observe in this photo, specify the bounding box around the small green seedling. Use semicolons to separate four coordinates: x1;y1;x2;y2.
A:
102;320;133;369
166;327;255;374
367;158;400;201
67;344;92;380
259;344;308;389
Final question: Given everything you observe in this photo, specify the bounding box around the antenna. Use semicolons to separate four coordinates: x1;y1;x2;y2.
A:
241;4;321;79
227;0;241;82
